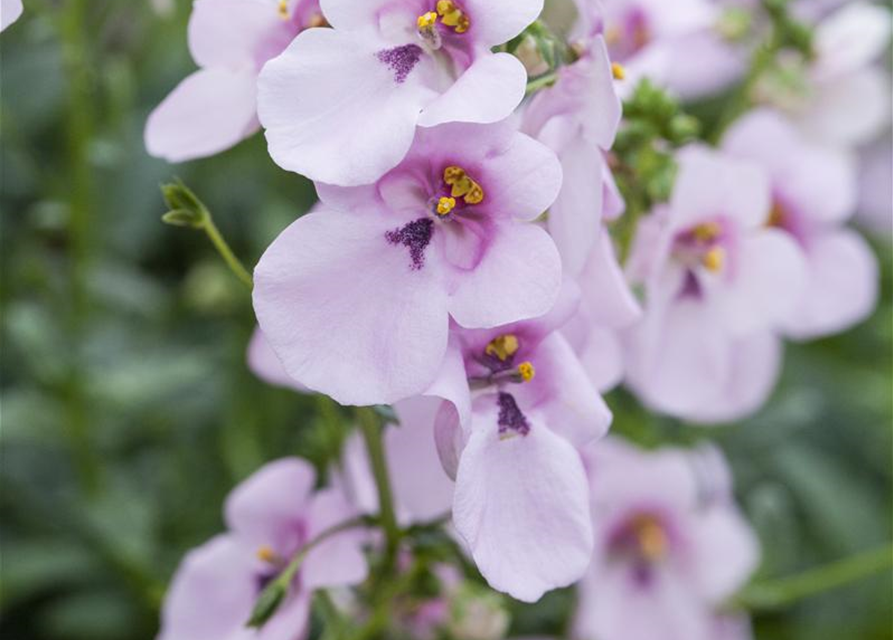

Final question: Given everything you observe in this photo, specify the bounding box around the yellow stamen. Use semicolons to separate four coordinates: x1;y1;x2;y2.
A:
436;0;470;33
443;166;485;205
611;62;626;80
766;201;785;228
278;0;289;20
417;11;438;29
692;221;721;242
257;545;278;563
702;246;725;272
517;361;535;383
306;13;328;28
485;334;519;362
436;196;456;216
632;515;668;562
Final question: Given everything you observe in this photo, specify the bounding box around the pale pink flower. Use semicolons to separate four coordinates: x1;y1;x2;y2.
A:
257;0;543;186
723;108;878;339
146;0;323;162
623;146;807;421
572;439;759;640
434;289;611;602
1;0;22;31
253;121;563;406
158;458;367;640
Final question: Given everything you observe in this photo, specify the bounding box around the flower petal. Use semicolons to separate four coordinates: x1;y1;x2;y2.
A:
188;0;289;69
145;68;259;162
449;223;562;329
253;209;450;405
453;400;593;602
1;0;23;31
247;327;307;392
302;488;369;589
463;0;544;47
417;53;527;128
258;28;437;185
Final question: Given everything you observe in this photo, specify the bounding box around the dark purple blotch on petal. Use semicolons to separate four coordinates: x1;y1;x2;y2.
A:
376;44;424;84
386;218;434;270
497;392;530;437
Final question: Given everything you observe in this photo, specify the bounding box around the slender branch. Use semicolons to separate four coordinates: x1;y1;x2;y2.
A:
356;407;401;571
525;70;559;96
202;215;254;288
735;543;893;610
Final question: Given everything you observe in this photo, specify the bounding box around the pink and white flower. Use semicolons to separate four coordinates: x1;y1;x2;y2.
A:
257;0;543;186
434;290;612;602
572;439;759;640
146;0;324;162
722;108;878;339
253;121;563;406
158;458;367;640
623;145;807;422
1;0;22;31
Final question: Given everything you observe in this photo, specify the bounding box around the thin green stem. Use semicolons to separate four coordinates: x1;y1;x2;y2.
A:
202;216;254;289
356;407;401;571
60;0;101;497
525;71;559;96
736;543;893;610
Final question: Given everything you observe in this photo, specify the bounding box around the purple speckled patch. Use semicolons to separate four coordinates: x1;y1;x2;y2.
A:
497;392;530;437
386;218;434;270
376;44;424;84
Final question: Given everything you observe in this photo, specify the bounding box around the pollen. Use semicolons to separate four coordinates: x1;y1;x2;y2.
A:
702;246;725;272
443;166;485;206
436;0;471;33
611;62;626;80
277;0;289;20
632;516;668;562
485;334;520;362
436;196;456;216
517;361;535;383
417;11;438;29
692;221;721;243
257;545;278;563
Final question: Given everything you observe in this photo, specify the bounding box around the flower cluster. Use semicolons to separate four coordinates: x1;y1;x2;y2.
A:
138;0;889;638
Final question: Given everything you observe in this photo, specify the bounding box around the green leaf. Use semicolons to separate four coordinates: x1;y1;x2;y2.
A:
161;209;203;228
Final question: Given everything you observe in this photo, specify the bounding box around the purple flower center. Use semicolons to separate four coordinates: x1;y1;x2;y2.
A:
497;392;530;437
386;218;434;270
377;44;424;84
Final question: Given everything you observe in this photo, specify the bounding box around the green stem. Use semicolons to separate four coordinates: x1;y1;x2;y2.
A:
525;71;559;96
736;543;893;610
60;0;101;497
202;216;254;289
356;408;401;571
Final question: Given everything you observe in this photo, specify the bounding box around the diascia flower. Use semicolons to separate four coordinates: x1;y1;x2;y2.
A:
253;121;563;406
572;439;759;640
158;458;367;640
1;0;22;31
434;289;612;602
722;109;878;340
146;0;324;162
257;0;543;186
623;146;807;422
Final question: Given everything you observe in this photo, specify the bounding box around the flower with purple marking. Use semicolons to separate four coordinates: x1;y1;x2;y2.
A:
252;121;563;407
572;439;759;640
431;287;612;602
157;458;367;640
257;0;544;186
145;0;325;163
623;145;807;422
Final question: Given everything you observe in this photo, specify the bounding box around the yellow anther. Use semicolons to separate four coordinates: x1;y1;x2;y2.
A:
485;334;520;362
692;221;721;242
517;361;535;383
306;13;328;28
417;11;438;29
766;201;786;228
702;246;725;272
632;515;668;562
443;166;484;205
612;62;626;80
277;0;289;20
257;545;278;563
436;0;470;33
436;196;456;216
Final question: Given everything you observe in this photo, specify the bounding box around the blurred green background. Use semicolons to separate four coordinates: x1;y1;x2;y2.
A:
0;2;890;639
